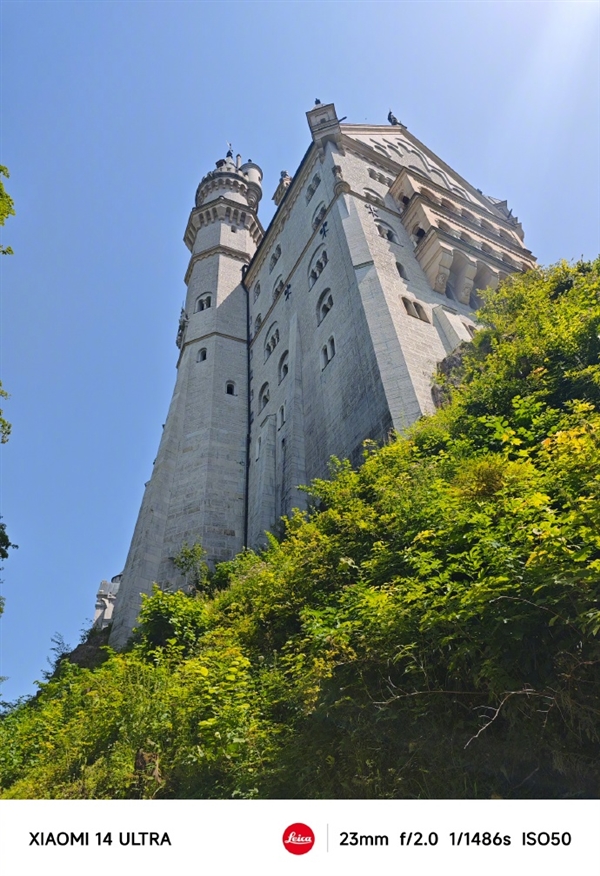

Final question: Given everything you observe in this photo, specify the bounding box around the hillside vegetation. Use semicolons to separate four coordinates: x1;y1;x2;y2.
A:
1;260;599;799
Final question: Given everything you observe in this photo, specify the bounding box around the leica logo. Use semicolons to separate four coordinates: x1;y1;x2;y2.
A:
285;832;311;844
282;823;315;855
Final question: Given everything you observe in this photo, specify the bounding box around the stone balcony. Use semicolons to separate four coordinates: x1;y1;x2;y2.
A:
390;167;535;307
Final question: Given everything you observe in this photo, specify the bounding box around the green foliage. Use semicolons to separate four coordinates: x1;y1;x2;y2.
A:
172;541;211;594
1;261;599;798
0;166;15;615
0;165;14;256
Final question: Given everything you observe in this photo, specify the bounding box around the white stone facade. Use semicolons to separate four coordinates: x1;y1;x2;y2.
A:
109;106;535;648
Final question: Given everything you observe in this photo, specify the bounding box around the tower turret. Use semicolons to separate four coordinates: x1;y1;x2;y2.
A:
110;151;264;649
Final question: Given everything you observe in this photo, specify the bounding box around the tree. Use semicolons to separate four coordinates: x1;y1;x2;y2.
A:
0;168;13;442
0;168;16;614
0;165;15;256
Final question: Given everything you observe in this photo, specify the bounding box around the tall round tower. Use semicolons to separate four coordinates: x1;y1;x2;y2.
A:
110;152;263;649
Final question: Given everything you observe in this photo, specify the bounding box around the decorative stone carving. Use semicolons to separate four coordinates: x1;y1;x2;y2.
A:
175;308;188;349
435;271;449;293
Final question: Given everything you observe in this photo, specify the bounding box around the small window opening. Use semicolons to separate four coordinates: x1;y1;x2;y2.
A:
278;351;289;383
317;289;334;324
196;294;212;312
197;347;207;362
396;262;408;280
259;383;270;411
402;297;418;318
226;382;235;396
414;302;429;323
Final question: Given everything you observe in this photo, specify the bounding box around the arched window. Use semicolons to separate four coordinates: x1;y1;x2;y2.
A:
463;322;476;338
253;283;261;302
273;277;284;301
264;323;279;360
195;293;212;312
226;381;235;396
312;202;326;229
278;404;286;429
308;247;328;288
402;297;418;318
306;173;321;204
254;314;262;333
316;288;333;324
396;262;408;280
255;436;261;461
364;188;384;207
197;347;207;362
259;382;270;411
321;336;336;368
376;222;397;242
414;302;429;323
278;351;289;383
411;225;426;245
269;244;281;273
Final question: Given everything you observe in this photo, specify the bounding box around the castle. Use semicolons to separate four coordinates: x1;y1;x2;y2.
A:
109;103;535;648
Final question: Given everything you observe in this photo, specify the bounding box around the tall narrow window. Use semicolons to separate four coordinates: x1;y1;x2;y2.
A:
226;382;235;396
278;351;289;383
414;302;429;323
396;262;408;280
278;404;286;429
269;245;282;273
402;297;418;318
308;247;328;288
312;203;326;229
316;289;333;324
259;383;270;411
322;336;336;368
265;323;279;361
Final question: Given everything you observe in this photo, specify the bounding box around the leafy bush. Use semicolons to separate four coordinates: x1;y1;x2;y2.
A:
1;261;599;798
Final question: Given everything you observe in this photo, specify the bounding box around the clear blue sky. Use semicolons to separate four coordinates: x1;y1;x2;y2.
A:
1;0;599;702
